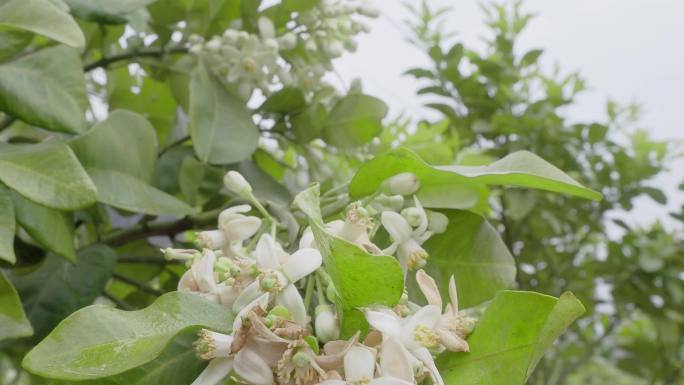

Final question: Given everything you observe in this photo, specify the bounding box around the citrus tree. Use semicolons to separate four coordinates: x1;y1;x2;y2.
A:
0;1;659;385
398;1;682;384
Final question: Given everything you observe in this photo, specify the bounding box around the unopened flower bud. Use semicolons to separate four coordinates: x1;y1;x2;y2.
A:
223;171;252;197
401;207;423;227
277;33;297;50
315;304;340;343
427;211;449;234
358;3;380;18
381;173;420;196
258;16;275;39
161;248;201;261
206;37;221;51
325;41;344;58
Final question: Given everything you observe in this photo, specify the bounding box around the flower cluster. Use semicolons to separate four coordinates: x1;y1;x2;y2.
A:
164;170;475;385
188;1;379;99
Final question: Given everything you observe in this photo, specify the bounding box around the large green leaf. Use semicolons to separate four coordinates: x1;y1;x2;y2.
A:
416;210;516;308
0;0;85;48
86;168;196;216
0;45;87;133
11;192;76;262
189;63;259;164
294;184;404;338
10;245;117;340
0;271;32;340
349;148;601;212
0;26;32;61
435;291;585;385
64;0;158;24
0;184;16;264
70;110;158;182
107;67;177;146
23;292;232;380
322;93;388;148
62;336;208;385
0;143;97;210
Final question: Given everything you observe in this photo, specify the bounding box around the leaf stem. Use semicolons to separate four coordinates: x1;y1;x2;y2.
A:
303;275;315;311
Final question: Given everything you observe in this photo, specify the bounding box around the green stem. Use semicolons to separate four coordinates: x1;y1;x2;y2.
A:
83;46;188;72
315;274;326;305
303;276;315;311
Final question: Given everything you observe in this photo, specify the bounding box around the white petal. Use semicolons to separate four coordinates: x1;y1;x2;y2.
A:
233;292;270;335
178;270;198;292
191;357;233;385
197;230;227;250
222;216;262;241
281;248;322;283
415;270;442;308
412;347;444;385
364;310;401;339
379;337;414;382
381;212;412;242
298;227;316;249
216;284;240;307
275;284;308;325
438;328;469;352
234;346;275;385
412;196;428;236
255;234;281;269
344;346;376;382
232;280;262;314
192;251;217;293
448;275;459;313
220;204;252;216
372;377;415;385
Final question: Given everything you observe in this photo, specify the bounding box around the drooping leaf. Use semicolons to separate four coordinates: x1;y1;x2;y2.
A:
0;26;32;61
322;93;388;148
70;110;158;183
178;156;223;207
11;191;76;263
0;271;33;340
0;184;16;263
189;63;259;164
64;0;158;24
0;45;87;133
349;148;601;212
294;184;404;338
0;143;97;210
258;87;306;114
86;167;196;217
10;245;117;340
416;210;516;308
0;0;85;48
23;292;233;380
435;291;585;385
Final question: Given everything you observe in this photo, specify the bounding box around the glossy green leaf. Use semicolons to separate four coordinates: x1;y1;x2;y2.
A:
294;184;404;338
322;93;388;148
436;291;585;385
0;0;85;48
11;192;76;262
0;271;33;340
0;184;16;263
86;167;196;217
416;210;516;308
0;26;32;61
178;156;223;207
349;148;601;212
0;45;87;133
189;63;259;164
258;87;306;113
66;336;208;385
107;67;177;146
23;292;233;380
70;110;158;183
64;0;157;24
0;143;97;210
10;245;117;340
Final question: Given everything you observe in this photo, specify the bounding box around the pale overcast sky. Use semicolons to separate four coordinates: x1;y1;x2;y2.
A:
334;0;684;229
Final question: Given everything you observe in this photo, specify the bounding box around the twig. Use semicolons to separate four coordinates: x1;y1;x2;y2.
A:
112;273;163;296
104;292;135;311
83;46;188;72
